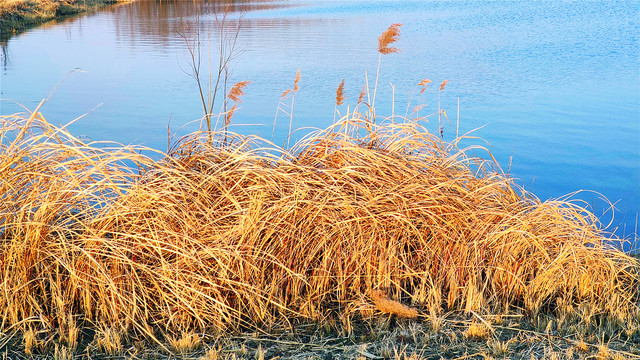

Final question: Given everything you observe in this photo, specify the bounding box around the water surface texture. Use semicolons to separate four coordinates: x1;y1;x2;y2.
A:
1;0;639;249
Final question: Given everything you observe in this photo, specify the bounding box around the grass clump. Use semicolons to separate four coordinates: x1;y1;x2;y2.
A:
0;101;638;356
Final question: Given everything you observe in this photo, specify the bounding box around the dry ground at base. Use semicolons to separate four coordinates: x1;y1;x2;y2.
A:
2;313;639;359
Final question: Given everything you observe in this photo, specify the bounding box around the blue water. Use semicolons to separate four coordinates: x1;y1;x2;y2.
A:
1;0;638;250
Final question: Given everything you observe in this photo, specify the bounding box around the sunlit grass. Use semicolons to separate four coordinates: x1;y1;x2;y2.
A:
1;99;638;356
1;11;638;356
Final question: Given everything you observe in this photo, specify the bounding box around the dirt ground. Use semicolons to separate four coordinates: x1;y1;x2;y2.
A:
2;312;638;359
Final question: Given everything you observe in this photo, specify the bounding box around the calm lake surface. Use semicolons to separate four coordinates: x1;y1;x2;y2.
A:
1;0;638;250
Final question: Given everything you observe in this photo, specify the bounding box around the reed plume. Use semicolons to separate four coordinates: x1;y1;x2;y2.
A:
439;79;449;91
336;79;345;106
437;79;449;137
373;24;402;115
418;79;432;94
223;81;249;141
334;79;346;124
377;23;402;55
278;71;300;99
281;89;292;98
285;69;301;146
293;69;301;92
224;104;237;127
357;85;366;104
227;80;250;103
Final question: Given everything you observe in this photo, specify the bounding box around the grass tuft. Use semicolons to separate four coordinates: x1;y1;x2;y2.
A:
465;322;490;340
0;104;638;354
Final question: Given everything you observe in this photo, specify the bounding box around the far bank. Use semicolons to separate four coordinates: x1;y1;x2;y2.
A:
0;0;133;40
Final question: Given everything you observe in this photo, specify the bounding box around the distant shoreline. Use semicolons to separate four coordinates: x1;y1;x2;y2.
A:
0;0;133;41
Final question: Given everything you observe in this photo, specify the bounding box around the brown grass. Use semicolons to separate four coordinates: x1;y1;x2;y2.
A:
1;22;639;356
1;104;638;356
0;0;27;17
465;322;490;340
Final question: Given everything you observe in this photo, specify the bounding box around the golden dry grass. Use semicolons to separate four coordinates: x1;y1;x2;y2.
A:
370;289;418;319
0;101;638;356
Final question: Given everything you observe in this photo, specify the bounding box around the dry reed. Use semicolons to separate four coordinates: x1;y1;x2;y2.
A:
1;105;638;354
439;79;449;91
226;80;250;104
336;79;346;106
418;79;432;94
224;80;250;128
378;23;402;55
358;85;366;104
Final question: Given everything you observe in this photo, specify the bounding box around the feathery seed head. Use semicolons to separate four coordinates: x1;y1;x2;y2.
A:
418;79;432;94
377;23;402;55
224;104;237;127
357;85;366;104
336;79;345;106
227;81;250;103
439;79;449;91
293;69;301;92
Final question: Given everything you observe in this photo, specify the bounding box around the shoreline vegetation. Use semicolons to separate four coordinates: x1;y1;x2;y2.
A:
0;0;133;40
1;107;639;358
0;16;638;359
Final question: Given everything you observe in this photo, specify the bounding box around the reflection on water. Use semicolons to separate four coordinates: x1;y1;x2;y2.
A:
0;0;638;249
110;0;298;48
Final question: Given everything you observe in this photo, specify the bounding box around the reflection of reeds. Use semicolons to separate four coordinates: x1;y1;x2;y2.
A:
1;107;638;352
